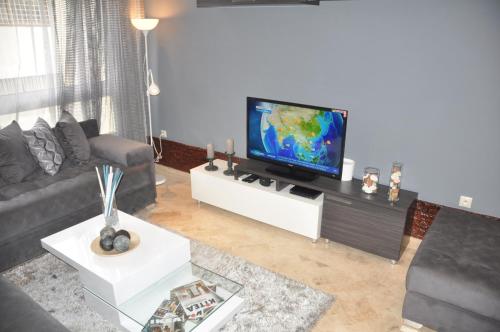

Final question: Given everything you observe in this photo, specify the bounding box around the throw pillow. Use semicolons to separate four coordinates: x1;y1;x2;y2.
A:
55;111;91;164
24;117;65;176
0;121;38;184
79;119;100;139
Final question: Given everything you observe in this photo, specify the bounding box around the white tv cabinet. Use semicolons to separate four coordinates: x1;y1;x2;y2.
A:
190;159;323;240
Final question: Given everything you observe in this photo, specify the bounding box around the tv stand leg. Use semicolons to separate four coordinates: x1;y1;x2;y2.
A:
311;238;318;244
391;259;398;265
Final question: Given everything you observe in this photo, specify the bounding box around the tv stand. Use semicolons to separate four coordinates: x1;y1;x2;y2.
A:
191;159;323;240
265;164;318;182
191;158;418;262
233;158;418;262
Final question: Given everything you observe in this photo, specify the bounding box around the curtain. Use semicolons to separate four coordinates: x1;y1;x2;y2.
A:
0;0;147;142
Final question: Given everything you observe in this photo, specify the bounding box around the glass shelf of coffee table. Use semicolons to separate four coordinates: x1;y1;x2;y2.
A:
83;262;243;332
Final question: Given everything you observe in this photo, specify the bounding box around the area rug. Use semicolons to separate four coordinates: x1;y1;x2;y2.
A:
3;240;334;332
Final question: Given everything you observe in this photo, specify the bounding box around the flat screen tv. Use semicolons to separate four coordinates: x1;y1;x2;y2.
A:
247;97;348;181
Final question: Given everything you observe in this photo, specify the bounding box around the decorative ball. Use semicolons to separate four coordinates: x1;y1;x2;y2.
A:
100;226;116;239
113;235;130;252
99;236;114;251
115;229;131;239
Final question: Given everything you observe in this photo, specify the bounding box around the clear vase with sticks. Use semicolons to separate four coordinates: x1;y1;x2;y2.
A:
96;165;124;228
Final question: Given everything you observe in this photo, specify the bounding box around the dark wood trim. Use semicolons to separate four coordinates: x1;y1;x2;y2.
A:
152;137;241;173
152;137;498;239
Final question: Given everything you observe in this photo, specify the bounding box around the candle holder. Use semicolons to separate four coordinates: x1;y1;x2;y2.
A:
205;158;218;171
362;167;379;194
223;152;235;176
388;162;403;203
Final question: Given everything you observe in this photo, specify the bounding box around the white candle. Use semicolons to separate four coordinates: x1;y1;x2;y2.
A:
226;138;234;154
207;143;214;159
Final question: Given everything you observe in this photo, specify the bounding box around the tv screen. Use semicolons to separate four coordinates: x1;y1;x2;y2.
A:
247;97;348;179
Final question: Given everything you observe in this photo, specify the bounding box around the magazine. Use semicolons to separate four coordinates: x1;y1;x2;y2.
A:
171;280;223;321
145;280;223;332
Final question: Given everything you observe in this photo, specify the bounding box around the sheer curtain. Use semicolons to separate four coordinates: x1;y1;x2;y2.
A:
0;0;147;142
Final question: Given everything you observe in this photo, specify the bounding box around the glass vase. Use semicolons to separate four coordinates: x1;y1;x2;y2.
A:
362;167;379;194
101;194;119;228
388;162;403;202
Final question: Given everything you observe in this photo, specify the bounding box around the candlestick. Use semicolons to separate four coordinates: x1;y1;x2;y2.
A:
226;138;234;155
205;143;218;171
205;158;218;171
223;152;235;176
207;143;215;159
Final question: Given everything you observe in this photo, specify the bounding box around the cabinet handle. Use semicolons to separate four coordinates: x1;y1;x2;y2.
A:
325;195;353;206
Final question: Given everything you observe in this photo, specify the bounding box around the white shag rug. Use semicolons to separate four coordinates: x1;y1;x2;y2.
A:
3;240;333;332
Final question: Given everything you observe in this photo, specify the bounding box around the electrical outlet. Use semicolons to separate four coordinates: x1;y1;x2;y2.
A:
160;130;167;138
459;195;473;209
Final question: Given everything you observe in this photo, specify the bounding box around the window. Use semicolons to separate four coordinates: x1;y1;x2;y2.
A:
0;0;115;134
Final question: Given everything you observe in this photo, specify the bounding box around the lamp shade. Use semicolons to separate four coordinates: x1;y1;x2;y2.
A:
148;81;160;96
147;69;160;95
131;18;159;31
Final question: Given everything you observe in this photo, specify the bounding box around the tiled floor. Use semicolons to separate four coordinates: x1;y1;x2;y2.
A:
138;165;432;332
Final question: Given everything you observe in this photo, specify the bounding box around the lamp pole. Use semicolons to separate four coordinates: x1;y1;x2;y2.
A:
132;18;166;186
143;29;154;149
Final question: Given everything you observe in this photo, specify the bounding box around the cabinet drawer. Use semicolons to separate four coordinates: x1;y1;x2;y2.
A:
321;194;406;260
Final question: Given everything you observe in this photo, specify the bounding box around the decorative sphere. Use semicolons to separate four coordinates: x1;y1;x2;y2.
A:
100;226;116;239
113;235;130;252
99;236;114;251
115;229;131;239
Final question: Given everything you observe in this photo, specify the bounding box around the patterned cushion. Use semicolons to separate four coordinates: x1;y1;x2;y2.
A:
24;118;65;176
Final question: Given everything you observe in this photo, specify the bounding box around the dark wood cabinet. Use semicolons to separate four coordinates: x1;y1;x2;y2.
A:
234;159;418;262
321;194;410;261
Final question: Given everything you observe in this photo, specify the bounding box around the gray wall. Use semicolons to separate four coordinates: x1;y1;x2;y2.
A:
145;0;500;217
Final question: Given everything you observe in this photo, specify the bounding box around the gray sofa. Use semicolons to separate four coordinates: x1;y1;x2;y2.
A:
0;275;69;331
403;207;500;331
0;119;157;272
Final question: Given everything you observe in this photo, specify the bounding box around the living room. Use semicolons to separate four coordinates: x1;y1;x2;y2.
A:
1;0;499;331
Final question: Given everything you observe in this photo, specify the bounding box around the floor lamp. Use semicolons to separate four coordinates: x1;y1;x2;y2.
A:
131;18;166;186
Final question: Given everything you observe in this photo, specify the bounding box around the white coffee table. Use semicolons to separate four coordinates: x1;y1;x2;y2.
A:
41;211;243;332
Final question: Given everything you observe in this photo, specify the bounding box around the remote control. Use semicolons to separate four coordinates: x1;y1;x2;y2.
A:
242;174;259;183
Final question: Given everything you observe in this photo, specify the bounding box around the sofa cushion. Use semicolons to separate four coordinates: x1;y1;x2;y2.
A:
24;118;65;176
0;158;99;202
0;121;38;184
0;157;155;244
89;134;154;167
406;207;500;321
54;111;91;165
0;276;69;331
0;159;102;245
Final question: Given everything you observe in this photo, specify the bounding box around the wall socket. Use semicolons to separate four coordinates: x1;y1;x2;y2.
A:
459;195;473;209
160;130;167;138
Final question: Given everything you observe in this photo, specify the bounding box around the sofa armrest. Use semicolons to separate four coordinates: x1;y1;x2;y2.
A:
0;276;70;332
89;134;154;167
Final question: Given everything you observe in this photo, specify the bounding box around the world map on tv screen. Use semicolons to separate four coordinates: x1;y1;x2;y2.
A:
248;99;347;176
